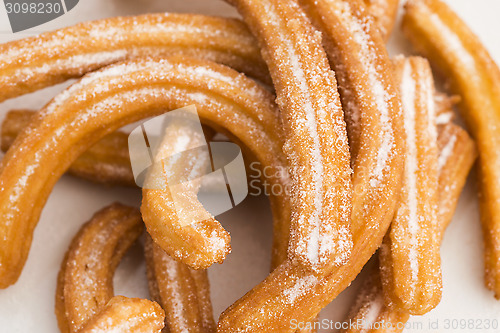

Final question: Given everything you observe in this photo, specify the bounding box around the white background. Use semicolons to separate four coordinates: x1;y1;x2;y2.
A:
0;0;499;332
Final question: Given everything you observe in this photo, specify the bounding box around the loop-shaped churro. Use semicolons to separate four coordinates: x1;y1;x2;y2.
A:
379;56;440;315
0;13;269;104
403;0;500;298
56;203;217;333
0;56;289;287
55;203;145;333
218;0;404;331
78;296;165;333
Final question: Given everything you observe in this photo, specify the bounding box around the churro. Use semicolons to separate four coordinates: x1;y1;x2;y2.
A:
435;122;478;239
379;56;440;315
300;0;403;227
0;13;269;104
145;236;216;333
0;57;288;286
403;0;500;298
55;203;144;333
218;0;404;330
229;0;353;272
78;296;165;333
343;120;477;332
1;109;135;186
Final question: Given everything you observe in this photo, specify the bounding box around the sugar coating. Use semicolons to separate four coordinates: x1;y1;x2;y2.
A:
260;0;352;268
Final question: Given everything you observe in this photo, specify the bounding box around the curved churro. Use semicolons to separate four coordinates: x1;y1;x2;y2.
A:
343;121;477;333
229;0;353;273
300;0;403;232
0;57;288;287
1;109;135;186
363;0;400;41
78;296;165;333
142;112;218;333
220;0;355;331
55;203;144;333
379;56;440;315
218;0;403;331
140;107;228;270
56;202;215;333
403;0;500;298
435;122;477;240
145;236;216;333
0;13;269;104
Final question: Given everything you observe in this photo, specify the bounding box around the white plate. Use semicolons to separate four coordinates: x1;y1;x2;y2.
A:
0;1;499;332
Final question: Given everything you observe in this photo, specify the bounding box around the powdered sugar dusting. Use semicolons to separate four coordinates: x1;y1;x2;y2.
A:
264;1;325;264
331;0;395;187
347;271;384;332
363;293;383;328
400;60;420;290
162;256;190;333
282;274;318;304
261;0;352;268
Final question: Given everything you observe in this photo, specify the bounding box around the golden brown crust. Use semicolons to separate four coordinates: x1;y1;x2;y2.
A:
144;236;216;333
0;57;289;287
0;13;269;104
77;296;165;333
1;110;135;186
403;0;500;298
435;123;478;238
342;121;477;333
55;203;143;333
379;56;441;315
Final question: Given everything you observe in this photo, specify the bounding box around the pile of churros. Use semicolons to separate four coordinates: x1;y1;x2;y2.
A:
0;0;498;331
